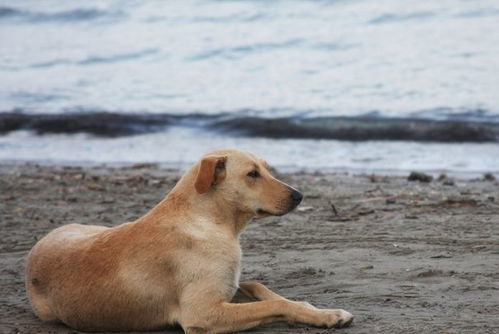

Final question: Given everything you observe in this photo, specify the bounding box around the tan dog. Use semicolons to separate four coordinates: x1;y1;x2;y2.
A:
26;149;353;333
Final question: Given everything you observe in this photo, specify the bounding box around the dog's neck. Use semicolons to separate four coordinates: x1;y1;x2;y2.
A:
188;194;253;235
138;171;253;237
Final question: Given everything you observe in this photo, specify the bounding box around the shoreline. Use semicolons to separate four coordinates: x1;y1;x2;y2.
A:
1;163;498;333
1;160;498;180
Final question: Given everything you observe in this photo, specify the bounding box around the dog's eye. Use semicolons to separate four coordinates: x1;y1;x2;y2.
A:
247;170;260;178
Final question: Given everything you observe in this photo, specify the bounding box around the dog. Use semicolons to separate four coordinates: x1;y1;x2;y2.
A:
26;149;353;333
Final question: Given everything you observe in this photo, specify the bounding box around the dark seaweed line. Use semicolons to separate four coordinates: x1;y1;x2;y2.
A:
212;116;499;142
0;6;123;23
1;111;498;143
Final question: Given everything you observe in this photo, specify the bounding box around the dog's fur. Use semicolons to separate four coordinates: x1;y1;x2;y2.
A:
26;149;353;333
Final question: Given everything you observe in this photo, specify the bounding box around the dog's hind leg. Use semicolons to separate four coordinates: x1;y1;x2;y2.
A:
26;285;59;323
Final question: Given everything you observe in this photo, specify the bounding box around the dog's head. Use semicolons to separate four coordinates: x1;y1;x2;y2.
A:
193;149;302;218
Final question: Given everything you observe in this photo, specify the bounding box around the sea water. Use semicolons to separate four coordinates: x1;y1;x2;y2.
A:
1;0;498;175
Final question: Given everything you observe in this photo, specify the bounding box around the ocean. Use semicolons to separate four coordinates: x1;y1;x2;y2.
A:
1;0;499;175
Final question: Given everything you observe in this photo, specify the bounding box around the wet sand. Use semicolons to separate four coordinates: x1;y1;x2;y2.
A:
1;163;498;333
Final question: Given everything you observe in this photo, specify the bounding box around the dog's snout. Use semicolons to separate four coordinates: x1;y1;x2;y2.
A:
290;190;303;205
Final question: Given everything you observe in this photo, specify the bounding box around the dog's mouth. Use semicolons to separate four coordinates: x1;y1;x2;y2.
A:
256;209;286;217
256;209;274;217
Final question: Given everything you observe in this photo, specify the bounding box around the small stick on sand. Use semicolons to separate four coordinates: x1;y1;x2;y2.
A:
330;201;339;216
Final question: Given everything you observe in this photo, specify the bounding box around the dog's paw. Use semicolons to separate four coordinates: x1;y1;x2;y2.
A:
317;309;354;328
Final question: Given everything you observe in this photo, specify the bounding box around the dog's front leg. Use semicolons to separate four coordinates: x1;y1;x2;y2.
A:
239;281;317;309
238;281;353;328
239;281;284;301
239;281;315;304
181;299;353;333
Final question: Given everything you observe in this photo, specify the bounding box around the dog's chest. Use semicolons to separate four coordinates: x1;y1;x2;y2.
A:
179;221;242;300
200;239;242;299
177;244;241;302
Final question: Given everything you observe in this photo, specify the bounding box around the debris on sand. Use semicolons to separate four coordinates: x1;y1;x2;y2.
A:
443;179;455;186
411;269;446;279
385;198;396;204
297;206;314;213
484;172;496;181
443;197;478;208
369;174;388;183
131;163;158;170
408;171;433;182
437;173;455;186
329;201;339;216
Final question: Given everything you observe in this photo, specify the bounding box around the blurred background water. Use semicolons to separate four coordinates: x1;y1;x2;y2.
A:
1;0;498;175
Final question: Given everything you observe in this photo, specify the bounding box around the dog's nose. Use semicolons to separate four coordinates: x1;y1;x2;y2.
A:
290;190;303;205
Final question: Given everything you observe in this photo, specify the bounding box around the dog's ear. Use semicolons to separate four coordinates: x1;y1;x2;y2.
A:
194;155;227;194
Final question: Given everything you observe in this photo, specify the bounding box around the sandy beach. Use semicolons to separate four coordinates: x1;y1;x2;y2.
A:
1;163;498;334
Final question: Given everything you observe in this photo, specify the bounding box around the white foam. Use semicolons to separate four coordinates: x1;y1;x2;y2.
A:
1;127;498;177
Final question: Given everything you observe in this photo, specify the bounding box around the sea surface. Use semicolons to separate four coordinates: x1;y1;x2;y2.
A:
1;0;499;175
